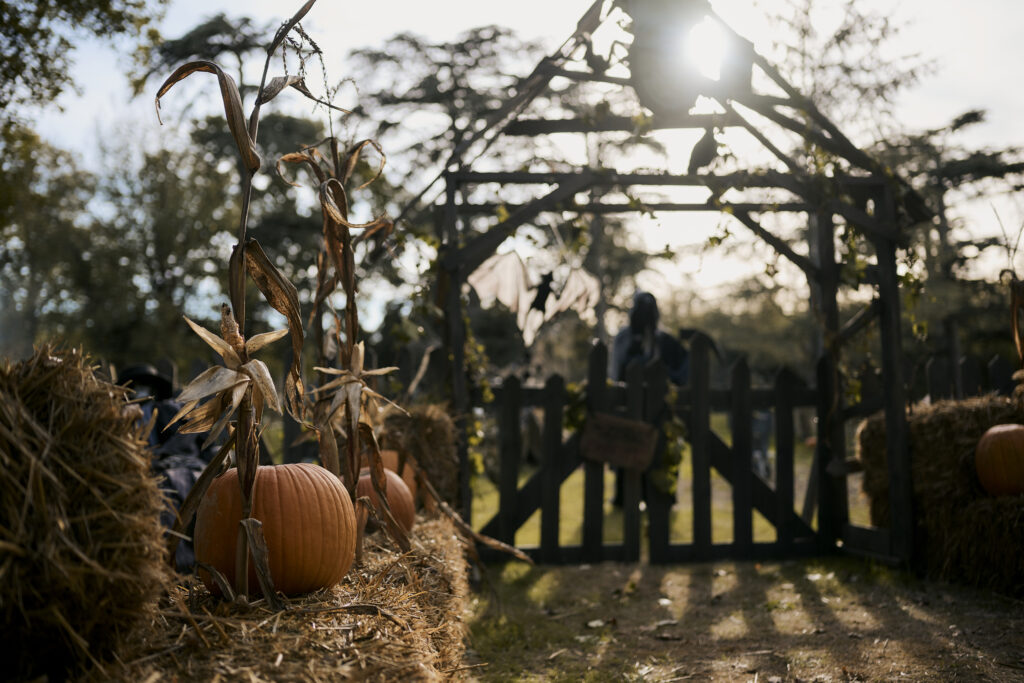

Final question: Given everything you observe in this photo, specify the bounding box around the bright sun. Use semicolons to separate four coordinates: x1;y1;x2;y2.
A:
684;16;728;81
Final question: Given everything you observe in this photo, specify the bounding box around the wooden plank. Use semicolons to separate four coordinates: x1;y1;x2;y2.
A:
497;376;522;546
622;361;644;563
871;187;914;565
689;332;714;560
675;386;817;411
709;436;815;539
451;170;790;188
503;111;742;136
583;342;608;563
653;538;824;564
479;434;582;540
774;368;799;548
843;523;891;558
731;358;753;556
540;374;565;563
449;173;595;276
441;176;474;522
455;201;810;215
645;362;671;564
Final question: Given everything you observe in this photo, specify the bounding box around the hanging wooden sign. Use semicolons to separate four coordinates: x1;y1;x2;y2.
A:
580;412;658;471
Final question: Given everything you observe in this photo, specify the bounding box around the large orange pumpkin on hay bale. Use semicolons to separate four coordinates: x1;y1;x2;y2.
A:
356;467;416;533
194;462;357;596
974;424;1024;496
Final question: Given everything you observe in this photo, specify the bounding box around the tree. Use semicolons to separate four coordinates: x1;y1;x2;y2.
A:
0;125;95;358
0;0;165;129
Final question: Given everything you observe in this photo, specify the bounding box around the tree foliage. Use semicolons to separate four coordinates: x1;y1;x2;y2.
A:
0;0;165;128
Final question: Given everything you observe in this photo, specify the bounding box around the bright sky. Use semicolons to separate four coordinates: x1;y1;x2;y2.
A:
28;0;1024;321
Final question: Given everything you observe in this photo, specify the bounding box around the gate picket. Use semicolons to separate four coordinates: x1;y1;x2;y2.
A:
731;358;753;557
583;342;608;562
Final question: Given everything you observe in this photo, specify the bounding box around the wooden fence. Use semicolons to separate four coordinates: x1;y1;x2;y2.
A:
475;335;825;564
472;336;1017;565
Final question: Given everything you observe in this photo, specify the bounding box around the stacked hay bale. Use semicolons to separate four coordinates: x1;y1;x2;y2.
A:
120;516;471;680
380;404;461;509
856;394;1024;596
0;348;169;680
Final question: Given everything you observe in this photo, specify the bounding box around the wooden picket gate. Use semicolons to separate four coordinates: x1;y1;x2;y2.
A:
474;335;832;564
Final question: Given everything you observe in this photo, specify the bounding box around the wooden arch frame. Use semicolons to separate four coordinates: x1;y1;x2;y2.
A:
422;0;932;565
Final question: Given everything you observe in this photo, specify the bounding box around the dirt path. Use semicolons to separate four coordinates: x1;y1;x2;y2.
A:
465;556;1024;681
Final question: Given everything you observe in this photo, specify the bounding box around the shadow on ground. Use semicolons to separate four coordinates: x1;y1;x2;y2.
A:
464;556;1024;682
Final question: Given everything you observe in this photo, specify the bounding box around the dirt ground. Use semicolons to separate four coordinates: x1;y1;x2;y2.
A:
463;556;1024;682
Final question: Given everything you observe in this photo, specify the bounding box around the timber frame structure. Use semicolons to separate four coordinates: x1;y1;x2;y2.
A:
424;0;933;565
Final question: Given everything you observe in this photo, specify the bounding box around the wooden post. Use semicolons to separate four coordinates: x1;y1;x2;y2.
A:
808;208;847;548
689;332;713;559
540;374;565;563
774;367;799;549
623;361;644;562
497;377;522;546
871;184;914;565
583;341;608;562
731;358;753;556
440;173;474;521
645;361;670;564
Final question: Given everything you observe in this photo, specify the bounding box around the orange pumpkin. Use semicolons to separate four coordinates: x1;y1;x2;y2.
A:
194;463;357;596
379;449;418;503
356;467;416;533
975;424;1024;496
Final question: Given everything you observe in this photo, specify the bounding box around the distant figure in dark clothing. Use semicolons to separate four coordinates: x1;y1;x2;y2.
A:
118;363;208;572
609;292;688;506
611;291;688;386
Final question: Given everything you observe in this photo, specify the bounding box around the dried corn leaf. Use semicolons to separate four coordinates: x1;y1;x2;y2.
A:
177;366;247;404
244;328;289;355
241;359;281;415
256;75;305;105
341;139;386;189
276;150;327;187
203;381;250;449
244;239;305;416
183;316;241;368
155;60;260;173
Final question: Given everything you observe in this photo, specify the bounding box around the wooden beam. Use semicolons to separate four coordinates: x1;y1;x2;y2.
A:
504;111;743;136
447;172;596;275
454;200;810;215
828;199;903;245
730;210;819;277
837;299;881;347
871;186;914;566
451;169;796;189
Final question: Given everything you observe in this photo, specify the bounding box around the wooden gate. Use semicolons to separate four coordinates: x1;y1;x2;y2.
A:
475;334;829;564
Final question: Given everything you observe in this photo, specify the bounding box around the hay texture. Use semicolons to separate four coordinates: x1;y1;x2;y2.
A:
0;347;169;680
380;404;460;508
856;394;1024;596
118;516;470;681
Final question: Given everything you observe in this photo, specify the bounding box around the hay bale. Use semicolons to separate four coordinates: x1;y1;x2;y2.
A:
856;394;1024;595
120;515;471;681
0;347;169;680
380;404;460;508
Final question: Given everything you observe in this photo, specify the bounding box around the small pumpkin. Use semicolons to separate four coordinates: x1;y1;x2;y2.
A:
377;448;418;503
974;424;1024;496
194;462;357;596
356;467;416;533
